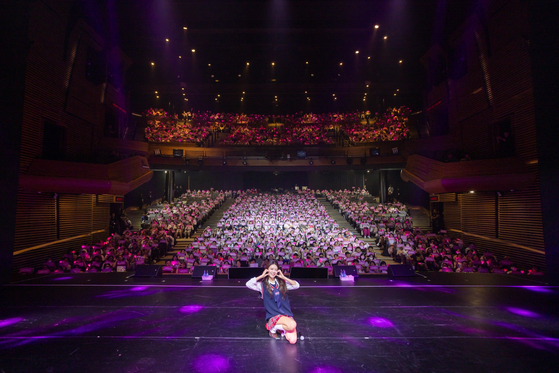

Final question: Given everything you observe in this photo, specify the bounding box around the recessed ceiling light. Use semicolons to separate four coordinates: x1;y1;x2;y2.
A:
191;49;195;52
375;25;379;29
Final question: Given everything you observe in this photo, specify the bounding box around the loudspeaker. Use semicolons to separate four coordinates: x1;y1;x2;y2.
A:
387;264;416;277
192;266;217;278
134;265;162;278
228;267;264;279
333;265;358;278
290;267;328;279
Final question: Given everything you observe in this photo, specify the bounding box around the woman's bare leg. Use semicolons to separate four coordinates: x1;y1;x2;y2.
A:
277;316;297;344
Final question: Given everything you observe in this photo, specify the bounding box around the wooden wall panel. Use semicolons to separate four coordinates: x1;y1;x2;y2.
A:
443;201;461;231
498;183;545;250
58;195;94;239
14;190;57;252
459;192;495;237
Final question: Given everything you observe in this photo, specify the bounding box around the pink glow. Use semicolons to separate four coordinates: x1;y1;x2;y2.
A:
0;317;23;328
368;317;394;328
180;305;204;314
506;307;540;318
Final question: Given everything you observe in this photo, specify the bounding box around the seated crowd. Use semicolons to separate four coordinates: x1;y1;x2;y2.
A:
144;106;411;145
327;190;543;276
161;190;381;276
21;189;543;277
27;191;227;275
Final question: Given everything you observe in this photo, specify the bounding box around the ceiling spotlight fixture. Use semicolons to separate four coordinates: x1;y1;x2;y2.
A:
306;61;309;64
375;25;379;29
178;56;182;59
384;36;387;40
340;62;343;66
272;62;275;66
208;63;211;66
399;60;403;63
191;49;196;52
183;26;187;30
355;51;359;54
368;56;371;60
246;62;250;66
155;91;158;94
151;62;155;66
165;38;169;42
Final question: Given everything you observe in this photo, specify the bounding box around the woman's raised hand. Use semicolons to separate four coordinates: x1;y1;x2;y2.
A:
258;268;269;280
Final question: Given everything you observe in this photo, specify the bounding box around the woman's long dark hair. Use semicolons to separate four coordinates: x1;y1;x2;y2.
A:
264;260;287;299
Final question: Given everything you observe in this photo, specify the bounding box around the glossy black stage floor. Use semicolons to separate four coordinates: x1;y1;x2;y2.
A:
1;272;558;373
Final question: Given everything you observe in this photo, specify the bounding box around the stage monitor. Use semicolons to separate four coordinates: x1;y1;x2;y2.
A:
192;266;217;278
290;267;328;279
333;265;358;278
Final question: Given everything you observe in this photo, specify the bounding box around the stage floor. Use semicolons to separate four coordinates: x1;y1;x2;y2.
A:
1;273;558;373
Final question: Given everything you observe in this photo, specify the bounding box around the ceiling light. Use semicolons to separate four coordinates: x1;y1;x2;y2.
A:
178;56;181;59
191;49;195;52
368;56;371;60
375;25;379;29
399;60;403;63
183;27;187;30
208;63;211;66
246;62;250;66
384;36;387;40
151;62;154;66
165;38;169;42
340;62;343;66
272;62;275;66
155;91;158;94
306;61;309;64
355;51;359;54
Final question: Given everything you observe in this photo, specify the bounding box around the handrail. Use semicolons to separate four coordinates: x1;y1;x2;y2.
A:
448;229;545;255
13;230;107;256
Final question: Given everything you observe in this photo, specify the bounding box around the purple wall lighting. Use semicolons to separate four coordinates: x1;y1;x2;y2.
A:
180;305;204;314
192;354;230;373
0;317;23;328
368;317;395;328
506;307;541;318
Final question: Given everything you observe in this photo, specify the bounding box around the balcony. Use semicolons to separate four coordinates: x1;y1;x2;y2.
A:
19;156;152;195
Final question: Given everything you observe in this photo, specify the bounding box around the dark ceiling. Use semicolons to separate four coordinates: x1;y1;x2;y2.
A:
86;0;475;114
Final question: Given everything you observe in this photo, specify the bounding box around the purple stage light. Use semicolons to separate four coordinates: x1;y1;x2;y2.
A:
309;366;343;373
521;286;554;294
180;305;204;314
368;317;394;328
506;307;540;318
193;354;230;373
53;277;73;281
130;286;148;292
0;317;23;328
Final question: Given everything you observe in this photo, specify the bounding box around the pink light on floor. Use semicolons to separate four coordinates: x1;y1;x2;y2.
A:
0;317;23;328
180;305;204;314
368;317;394;328
506;307;541;318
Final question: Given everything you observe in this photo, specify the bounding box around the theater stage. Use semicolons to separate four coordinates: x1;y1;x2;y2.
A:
1;273;558;373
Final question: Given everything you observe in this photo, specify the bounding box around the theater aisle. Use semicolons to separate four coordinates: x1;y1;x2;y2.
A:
318;197;394;264
156;197;236;264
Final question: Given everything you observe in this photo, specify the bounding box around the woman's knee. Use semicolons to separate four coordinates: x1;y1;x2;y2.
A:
283;318;297;331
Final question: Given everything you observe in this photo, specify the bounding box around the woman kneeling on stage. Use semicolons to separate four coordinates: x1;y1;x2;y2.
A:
246;260;300;344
